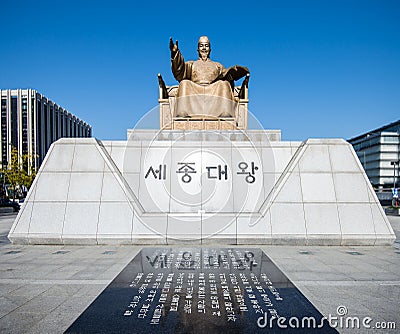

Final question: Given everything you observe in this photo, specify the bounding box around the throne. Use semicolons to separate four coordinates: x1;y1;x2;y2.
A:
158;74;249;130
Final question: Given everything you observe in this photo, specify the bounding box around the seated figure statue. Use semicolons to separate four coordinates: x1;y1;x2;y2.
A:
170;36;249;118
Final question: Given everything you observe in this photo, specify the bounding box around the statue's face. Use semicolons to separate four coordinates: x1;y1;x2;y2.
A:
197;36;210;60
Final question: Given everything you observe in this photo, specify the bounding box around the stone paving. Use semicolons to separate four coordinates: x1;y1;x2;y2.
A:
0;208;399;333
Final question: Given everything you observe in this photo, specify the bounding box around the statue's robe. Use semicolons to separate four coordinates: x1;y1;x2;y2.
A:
171;50;237;118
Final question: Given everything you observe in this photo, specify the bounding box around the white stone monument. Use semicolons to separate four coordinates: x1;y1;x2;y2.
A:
7;36;395;245
8;128;395;245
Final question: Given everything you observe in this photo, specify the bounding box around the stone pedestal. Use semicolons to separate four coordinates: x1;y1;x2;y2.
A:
8;131;395;245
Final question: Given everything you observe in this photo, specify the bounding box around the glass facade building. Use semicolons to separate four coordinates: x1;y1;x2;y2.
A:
0;89;92;172
348;120;400;190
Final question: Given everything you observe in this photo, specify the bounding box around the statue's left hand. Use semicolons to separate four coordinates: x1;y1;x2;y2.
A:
169;38;179;56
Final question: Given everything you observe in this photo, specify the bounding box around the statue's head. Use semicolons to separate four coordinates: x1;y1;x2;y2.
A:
197;36;211;61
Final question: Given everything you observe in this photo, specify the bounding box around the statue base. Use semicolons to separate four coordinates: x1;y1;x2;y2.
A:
8;129;395;246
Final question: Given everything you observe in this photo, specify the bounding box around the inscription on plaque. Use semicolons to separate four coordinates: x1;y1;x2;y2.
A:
65;248;336;333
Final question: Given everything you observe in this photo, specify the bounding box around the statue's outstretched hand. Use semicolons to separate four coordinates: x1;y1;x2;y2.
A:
169;38;179;56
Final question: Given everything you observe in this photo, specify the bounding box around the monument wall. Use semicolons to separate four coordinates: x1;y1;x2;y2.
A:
8;133;395;246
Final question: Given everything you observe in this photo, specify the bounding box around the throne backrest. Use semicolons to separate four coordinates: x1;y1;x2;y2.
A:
158;73;249;101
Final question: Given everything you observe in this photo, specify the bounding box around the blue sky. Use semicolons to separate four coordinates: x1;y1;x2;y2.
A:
1;0;399;141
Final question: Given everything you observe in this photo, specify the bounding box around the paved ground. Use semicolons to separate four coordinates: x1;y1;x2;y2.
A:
0;209;399;333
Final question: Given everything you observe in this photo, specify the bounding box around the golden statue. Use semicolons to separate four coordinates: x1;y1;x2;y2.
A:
169;36;249;118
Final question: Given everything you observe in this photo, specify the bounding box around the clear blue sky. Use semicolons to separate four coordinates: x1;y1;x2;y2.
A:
1;0;399;141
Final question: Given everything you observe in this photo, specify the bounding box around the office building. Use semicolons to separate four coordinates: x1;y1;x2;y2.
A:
348;120;400;191
1;89;92;172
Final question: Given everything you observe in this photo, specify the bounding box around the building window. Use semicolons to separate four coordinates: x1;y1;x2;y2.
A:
63;113;67;137
382;136;399;143
43;103;48;153
11;97;18;149
36;100;42;161
31;97;36;168
55;108;59;139
1;99;7;167
22;98;28;155
49;105;54;147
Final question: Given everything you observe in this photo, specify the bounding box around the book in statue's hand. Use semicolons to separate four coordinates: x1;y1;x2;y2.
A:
221;65;250;82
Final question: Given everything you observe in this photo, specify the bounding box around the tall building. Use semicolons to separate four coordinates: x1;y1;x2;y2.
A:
1;89;92;172
348;120;400;191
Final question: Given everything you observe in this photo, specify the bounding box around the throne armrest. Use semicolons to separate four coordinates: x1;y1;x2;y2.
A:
157;73;169;99
237;73;250;100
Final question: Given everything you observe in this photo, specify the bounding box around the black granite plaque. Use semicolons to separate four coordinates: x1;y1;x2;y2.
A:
65;248;337;333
